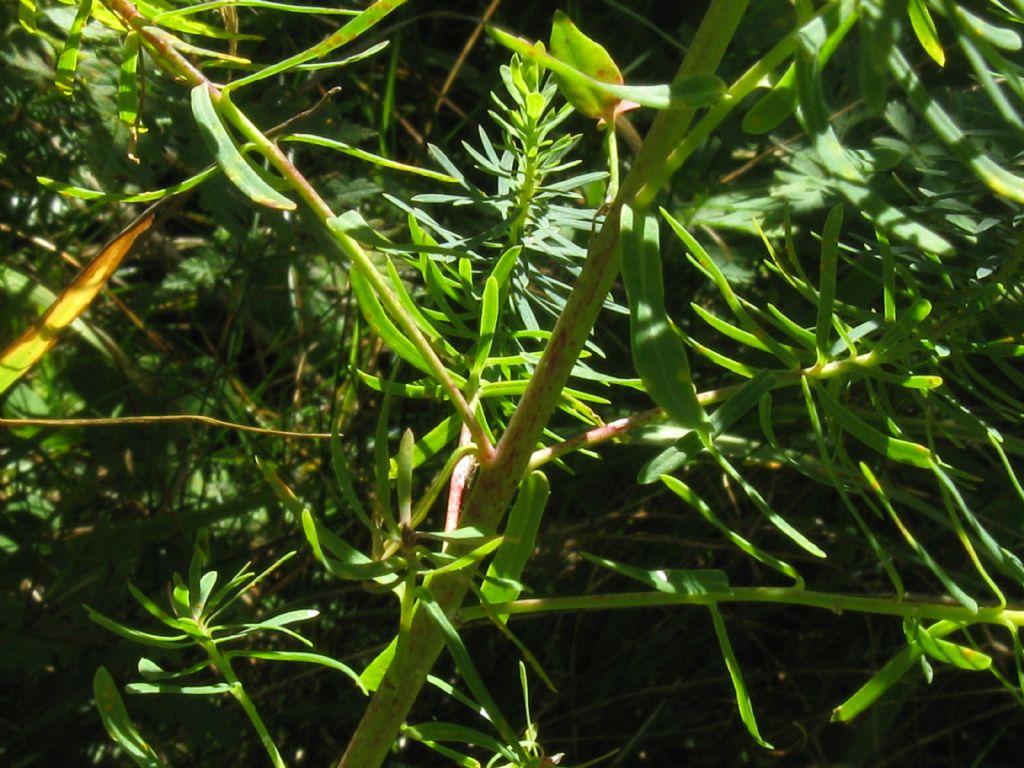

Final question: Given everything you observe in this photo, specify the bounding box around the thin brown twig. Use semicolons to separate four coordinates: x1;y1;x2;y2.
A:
0;415;332;440
423;0;501;138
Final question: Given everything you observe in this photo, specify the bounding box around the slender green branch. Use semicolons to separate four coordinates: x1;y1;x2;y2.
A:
457;588;1024;627
203;641;286;768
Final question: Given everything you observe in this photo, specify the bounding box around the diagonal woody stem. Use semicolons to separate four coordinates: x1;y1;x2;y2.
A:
337;3;751;765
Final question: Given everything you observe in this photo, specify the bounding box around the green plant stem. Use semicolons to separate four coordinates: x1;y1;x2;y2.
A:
336;3;752;765
203;641;286;768
456;588;1024;627
605;124;619;203
103;0;493;458
619;0;750;211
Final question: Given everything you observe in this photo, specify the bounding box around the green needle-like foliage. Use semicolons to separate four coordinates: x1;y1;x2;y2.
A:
3;1;1024;766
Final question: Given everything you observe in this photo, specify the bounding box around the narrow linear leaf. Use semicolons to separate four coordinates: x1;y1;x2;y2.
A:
404;722;511;763
228;650;367;693
384;257;457;356
815;204;843;364
360;636;397;692
416;587;526;761
93;668;167;768
661;475;803;586
348;266;431;375
580;551;731;596
283;134;458;182
396;428;414;527
831;643;920;722
135;1;258;39
874;299;932;357
118;32;142;128
471;277;500;380
620;204;709;432
481;471;550;620
38;166;220;203
18;0;38;34
833;621;961;721
905;621;992;671
708;604;772;748
330;421;374;532
145;26;251;65
815;384;933;468
662;208;801;367
742;65;797;134
888;46;1024;204
302;508;397;580
834;178;953;256
125;682;234;695
949;4;1021;51
153;0;360;22
637;370;776;483
189;84;295;210
931;460;1024;586
858;0;900;113
127;583;180;628
56;0;93;95
744;9;857;134
795;23;862;183
224;0;408;93
137;657;211;682
85;607;191;649
908;0;945;66
703;437;827;558
0;208;154;396
860;463;978;613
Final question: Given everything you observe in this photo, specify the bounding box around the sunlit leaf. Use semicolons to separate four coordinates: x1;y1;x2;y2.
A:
152;0;360;22
548;11;633;124
888;46;1024;204
125;682;234;695
489;25;725;112
282;134;458;183
18;0;38;34
814;204;843;364
189;84;295;210
37;167;220;203
905;620;992;671
908;0;945;66
228;650;367;693
223;0;408;93
580;551;731;596
661;475;804;586
815;384;934;468
833;621;962;721
55;0;93;95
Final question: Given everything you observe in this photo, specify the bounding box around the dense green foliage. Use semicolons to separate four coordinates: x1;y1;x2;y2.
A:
2;1;1024;766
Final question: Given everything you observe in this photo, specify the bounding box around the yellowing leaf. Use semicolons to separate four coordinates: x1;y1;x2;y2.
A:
0;208;155;395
